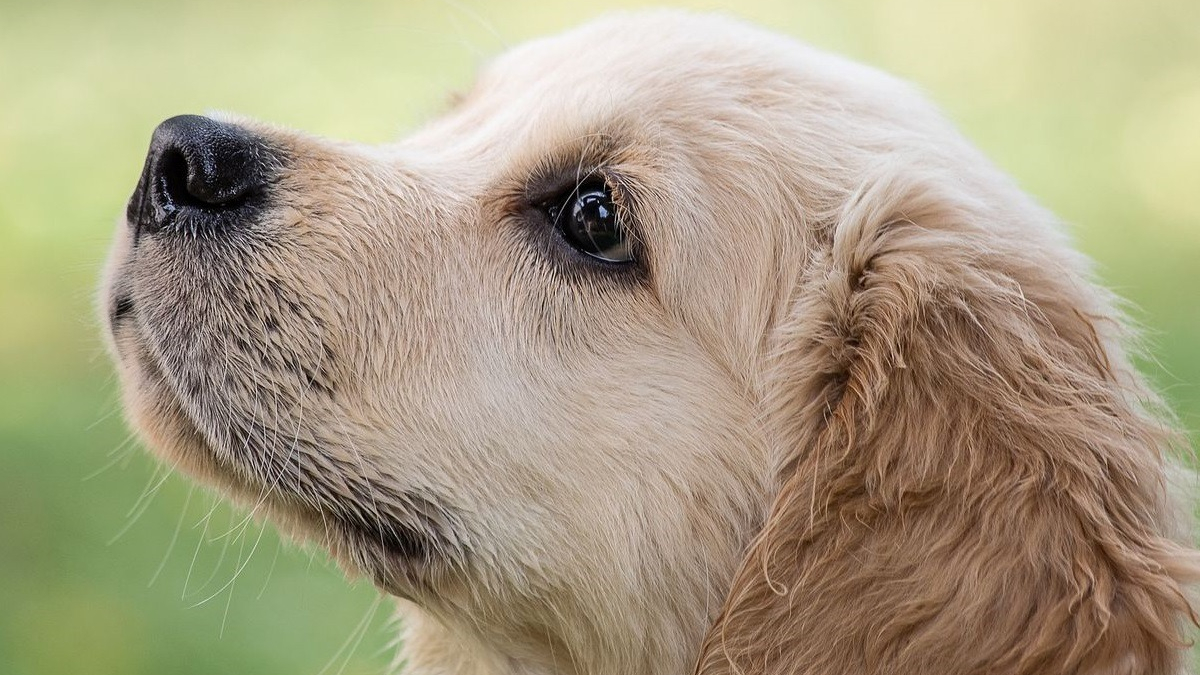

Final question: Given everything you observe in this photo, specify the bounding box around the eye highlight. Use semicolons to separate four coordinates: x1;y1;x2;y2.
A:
546;182;633;264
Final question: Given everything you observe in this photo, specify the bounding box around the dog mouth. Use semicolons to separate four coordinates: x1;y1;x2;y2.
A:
109;294;135;326
105;239;459;596
111;313;451;592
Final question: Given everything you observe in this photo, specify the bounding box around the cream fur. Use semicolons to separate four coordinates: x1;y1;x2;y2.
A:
101;11;1199;675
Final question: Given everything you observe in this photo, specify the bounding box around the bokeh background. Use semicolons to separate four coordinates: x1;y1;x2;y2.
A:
1;0;1197;673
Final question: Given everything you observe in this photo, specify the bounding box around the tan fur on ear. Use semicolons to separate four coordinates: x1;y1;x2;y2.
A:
697;163;1200;675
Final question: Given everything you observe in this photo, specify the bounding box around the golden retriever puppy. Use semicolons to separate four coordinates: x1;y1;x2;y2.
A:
100;10;1199;675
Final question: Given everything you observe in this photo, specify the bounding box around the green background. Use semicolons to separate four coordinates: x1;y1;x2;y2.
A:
1;0;1197;673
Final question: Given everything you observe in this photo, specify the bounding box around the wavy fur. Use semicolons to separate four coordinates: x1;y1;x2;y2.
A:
697;159;1200;674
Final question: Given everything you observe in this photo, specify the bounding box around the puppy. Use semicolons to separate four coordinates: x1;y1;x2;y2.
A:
101;10;1200;675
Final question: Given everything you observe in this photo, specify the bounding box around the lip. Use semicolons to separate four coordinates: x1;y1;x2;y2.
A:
111;304;441;576
102;223;458;599
108;295;134;327
105;298;240;478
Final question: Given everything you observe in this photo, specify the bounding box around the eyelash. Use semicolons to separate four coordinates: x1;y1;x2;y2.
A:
511;159;649;284
549;178;635;258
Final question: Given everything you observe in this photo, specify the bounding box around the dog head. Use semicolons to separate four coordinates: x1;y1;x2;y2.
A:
102;11;1198;675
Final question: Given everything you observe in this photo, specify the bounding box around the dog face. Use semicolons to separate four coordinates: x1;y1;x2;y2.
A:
104;12;801;668
102;11;1197;675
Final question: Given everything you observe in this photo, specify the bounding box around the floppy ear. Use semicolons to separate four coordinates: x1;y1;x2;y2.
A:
696;165;1200;675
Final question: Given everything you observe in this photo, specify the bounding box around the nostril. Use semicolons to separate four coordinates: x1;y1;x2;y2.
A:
156;141;256;212
155;147;195;213
129;114;276;238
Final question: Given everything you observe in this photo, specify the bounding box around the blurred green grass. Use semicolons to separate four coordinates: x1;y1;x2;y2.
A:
1;0;1197;673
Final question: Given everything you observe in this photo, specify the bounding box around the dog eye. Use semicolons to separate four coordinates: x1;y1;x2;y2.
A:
548;184;633;263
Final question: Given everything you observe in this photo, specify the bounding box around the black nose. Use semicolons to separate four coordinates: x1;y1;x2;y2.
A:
127;115;274;238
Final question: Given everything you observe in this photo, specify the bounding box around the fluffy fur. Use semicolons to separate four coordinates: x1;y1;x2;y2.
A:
101;11;1199;675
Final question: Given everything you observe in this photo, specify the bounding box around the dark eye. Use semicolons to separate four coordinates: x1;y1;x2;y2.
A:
548;183;633;264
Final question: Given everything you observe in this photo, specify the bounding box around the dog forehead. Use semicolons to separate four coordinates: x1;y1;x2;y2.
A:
405;13;810;175
480;12;777;106
417;11;914;162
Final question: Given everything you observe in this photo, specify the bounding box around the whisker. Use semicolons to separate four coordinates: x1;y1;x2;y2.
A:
82;432;137;482
316;594;384;675
106;464;172;545
149;484;195;587
182;494;218;598
187;513;268;609
255;535;284;600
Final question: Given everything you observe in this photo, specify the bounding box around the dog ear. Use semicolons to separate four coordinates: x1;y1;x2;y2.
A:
696;164;1200;675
